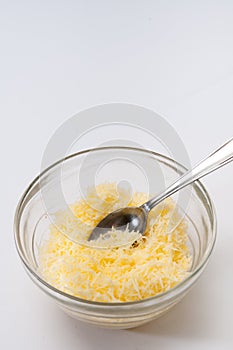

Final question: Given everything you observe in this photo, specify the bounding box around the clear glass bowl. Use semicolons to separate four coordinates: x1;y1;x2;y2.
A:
14;147;216;329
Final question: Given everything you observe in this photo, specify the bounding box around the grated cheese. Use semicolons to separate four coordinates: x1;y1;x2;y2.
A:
39;183;192;302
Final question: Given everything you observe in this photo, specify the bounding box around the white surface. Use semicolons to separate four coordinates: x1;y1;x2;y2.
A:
1;1;233;349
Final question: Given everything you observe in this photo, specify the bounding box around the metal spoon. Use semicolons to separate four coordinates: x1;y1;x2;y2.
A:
88;138;233;241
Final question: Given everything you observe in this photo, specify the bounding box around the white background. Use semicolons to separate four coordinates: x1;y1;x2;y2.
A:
1;1;233;349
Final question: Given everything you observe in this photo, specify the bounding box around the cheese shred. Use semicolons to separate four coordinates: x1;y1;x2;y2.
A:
39;183;192;302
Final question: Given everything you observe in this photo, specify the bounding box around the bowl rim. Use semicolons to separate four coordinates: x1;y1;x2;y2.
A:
14;146;217;307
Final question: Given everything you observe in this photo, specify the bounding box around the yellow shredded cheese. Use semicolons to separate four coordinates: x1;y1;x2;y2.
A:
39;183;192;302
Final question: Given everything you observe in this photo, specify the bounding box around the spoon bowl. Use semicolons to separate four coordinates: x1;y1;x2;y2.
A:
88;206;148;241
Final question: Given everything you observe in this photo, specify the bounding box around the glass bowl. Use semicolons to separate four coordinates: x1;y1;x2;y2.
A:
14;147;216;329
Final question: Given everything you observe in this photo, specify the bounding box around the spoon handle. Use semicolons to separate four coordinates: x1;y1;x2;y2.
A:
141;137;233;212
